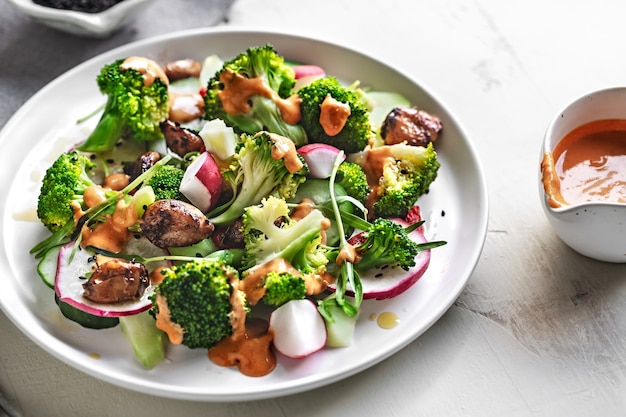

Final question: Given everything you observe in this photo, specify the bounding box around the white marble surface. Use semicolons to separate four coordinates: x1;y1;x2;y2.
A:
3;0;626;416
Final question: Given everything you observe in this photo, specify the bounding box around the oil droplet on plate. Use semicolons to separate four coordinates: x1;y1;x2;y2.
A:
376;311;399;329
88;353;101;360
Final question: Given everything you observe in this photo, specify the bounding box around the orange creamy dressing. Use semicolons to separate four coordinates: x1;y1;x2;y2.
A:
120;56;169;87
168;91;204;124
266;132;304;173
154;294;185;345
241;257;331;304
541;119;626;207
218;69;301;124
103;173;130;191
208;319;276;377
319;94;351;136
363;146;395;213
336;244;358;265
208;273;277;377
81;198;138;253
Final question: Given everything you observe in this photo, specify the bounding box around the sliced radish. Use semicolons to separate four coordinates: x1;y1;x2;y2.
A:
179;151;223;213
293;65;325;79
269;299;327;358
198;118;237;162
55;243;154;317
329;219;432;300
293;65;325;90
297;143;345;179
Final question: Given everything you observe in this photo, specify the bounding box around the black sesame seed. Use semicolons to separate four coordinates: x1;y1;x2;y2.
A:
33;0;125;13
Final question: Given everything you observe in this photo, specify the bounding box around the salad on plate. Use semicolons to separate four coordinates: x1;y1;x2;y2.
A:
28;44;446;377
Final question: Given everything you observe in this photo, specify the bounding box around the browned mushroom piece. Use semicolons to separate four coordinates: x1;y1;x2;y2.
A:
160;119;205;158
380;107;443;147
123;151;162;181
142;199;214;248
82;259;149;304
164;59;202;82
212;218;246;249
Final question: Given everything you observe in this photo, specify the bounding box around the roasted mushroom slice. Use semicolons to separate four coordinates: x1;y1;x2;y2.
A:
82;258;149;304
212;218;246;249
123;151;162;181
160;119;205;157
381;107;443;147
164;59;202;82
142;199;214;248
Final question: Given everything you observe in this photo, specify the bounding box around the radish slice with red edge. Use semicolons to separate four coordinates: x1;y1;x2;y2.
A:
179;151;223;213
269;299;327;359
297;143;345;179
55;243;155;317
328;218;432;300
293;65;325;90
293;65;325;79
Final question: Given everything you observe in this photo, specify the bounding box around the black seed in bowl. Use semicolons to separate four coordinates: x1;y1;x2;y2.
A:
32;0;125;13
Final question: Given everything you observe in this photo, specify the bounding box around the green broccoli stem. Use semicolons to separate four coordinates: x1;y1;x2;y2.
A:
276;218;326;268
209;173;284;226
208;198;254;226
75;97;126;153
354;247;398;272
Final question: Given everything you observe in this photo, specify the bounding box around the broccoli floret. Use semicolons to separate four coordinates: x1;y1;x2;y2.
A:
262;271;307;307
31;155;173;259
239;196;328;307
298;76;372;154
208;132;308;226
367;142;440;218
351;218;422;271
241;196;328;273
36;151;114;233
76;57;169;153
151;258;245;349
144;164;186;201
204;45;307;146
335;161;370;204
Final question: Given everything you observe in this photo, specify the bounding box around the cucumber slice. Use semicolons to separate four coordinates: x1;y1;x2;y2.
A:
54;294;119;329
167;238;219;258
367;90;411;131
37;244;62;289
119;311;168;370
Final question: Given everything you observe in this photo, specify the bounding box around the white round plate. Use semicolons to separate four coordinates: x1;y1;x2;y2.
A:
0;28;488;401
